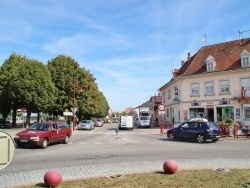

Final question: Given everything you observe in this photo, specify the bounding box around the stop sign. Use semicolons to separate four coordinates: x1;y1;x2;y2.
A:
21;108;27;113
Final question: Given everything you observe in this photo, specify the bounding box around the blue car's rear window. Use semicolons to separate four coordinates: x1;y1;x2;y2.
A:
205;122;219;128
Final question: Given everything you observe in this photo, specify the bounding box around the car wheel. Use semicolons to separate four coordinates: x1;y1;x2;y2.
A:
168;132;175;140
41;138;48;149
64;135;69;144
196;134;205;143
212;139;218;143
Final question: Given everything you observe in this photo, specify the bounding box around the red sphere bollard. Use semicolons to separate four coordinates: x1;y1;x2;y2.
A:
163;160;178;174
44;170;62;187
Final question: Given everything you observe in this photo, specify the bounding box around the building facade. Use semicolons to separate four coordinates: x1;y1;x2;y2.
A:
160;38;250;127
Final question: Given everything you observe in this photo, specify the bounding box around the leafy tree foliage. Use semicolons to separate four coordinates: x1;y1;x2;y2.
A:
0;53;110;123
0;53;55;126
47;55;110;120
47;55;81;115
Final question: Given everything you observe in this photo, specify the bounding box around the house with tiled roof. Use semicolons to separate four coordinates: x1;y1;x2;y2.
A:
133;100;151;118
159;38;250;127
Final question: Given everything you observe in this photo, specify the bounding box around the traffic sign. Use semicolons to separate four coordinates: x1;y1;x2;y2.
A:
71;107;78;114
21;108;27;113
158;111;165;116
158;103;165;111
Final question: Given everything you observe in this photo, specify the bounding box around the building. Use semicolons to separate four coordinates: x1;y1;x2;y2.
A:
149;95;162;123
134;100;151;118
159;38;250;127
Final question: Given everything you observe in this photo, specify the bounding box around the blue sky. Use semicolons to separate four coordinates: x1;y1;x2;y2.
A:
0;0;249;112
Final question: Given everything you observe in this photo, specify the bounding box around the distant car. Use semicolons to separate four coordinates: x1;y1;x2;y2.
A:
241;126;250;135
95;118;104;127
0;119;7;128
173;118;208;128
78;120;95;130
14;121;72;149
112;118;119;123
167;121;221;143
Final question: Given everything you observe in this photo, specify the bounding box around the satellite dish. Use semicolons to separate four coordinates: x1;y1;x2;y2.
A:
0;131;16;171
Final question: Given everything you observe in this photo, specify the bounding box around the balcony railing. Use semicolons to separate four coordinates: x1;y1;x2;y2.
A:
233;89;250;98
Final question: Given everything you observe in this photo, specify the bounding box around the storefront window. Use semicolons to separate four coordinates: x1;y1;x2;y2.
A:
189;108;205;118
217;106;235;122
244;107;250;121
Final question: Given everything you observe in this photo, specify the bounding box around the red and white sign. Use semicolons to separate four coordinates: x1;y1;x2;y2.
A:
158;103;165;111
21;108;27;113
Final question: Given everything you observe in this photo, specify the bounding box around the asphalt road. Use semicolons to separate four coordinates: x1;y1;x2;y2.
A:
0;123;250;187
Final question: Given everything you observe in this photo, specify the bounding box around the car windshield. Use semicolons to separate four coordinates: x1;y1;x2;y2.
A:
29;123;50;131
81;120;91;123
140;117;149;120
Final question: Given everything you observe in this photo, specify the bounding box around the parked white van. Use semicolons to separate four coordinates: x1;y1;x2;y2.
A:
119;116;133;130
138;116;151;128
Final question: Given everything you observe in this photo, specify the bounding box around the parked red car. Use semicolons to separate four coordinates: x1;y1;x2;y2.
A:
14;121;72;149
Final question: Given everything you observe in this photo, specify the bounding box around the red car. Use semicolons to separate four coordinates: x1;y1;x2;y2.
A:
14;121;72;149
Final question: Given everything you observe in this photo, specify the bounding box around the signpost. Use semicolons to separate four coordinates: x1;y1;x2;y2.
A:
21;108;27;128
71;107;78;130
158;103;165;134
21;108;27;114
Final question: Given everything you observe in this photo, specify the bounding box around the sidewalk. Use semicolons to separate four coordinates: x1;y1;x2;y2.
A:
1;158;250;188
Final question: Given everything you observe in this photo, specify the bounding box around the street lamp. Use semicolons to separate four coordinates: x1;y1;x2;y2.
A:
72;77;83;130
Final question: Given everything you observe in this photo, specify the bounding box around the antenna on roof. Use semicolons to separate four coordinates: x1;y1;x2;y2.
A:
239;30;250;40
201;34;207;45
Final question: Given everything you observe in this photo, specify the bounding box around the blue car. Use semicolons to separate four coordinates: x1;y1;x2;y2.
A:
167;121;221;143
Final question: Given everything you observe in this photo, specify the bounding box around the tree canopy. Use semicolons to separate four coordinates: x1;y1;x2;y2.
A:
0;53;110;126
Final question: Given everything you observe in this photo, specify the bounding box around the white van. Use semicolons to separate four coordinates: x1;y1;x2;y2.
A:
138;116;151;128
119;116;133;130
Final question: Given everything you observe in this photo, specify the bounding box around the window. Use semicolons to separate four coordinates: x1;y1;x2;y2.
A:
168;90;171;99
191;83;199;95
206;55;215;71
205;81;214;94
241;50;250;67
220;80;230;93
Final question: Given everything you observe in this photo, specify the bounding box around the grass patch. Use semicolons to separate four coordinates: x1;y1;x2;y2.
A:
18;169;250;188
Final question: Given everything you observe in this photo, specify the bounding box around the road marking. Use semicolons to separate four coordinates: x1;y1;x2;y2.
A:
94;142;102;144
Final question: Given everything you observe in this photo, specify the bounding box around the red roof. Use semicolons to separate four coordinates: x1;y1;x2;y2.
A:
176;38;250;76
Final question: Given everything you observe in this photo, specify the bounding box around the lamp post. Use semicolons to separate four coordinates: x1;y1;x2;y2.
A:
72;77;83;131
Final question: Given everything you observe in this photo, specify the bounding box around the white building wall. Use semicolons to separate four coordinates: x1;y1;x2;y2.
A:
161;69;250;125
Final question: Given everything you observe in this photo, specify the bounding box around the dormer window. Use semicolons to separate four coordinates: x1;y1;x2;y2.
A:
241;50;250;67
206;55;215;71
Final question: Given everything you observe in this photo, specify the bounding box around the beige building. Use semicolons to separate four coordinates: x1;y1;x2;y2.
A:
159;38;250;127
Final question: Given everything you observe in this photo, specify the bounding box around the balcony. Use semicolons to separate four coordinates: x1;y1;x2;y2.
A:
233;89;250;101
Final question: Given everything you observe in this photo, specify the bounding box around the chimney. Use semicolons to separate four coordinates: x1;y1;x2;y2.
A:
187;52;191;60
181;60;185;66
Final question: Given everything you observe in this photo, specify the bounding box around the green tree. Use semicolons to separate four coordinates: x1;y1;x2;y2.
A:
24;59;56;124
47;55;85;118
0;53;55;126
0;53;28;126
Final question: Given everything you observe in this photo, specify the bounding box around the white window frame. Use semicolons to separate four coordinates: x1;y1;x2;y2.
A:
191;83;199;96
220;80;230;93
168;90;171;99
163;92;166;103
241;50;250;67
205;81;214;94
206;55;215;72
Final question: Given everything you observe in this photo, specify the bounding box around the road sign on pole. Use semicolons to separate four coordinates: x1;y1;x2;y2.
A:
71;107;78;114
21;108;27;113
158;103;165;111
